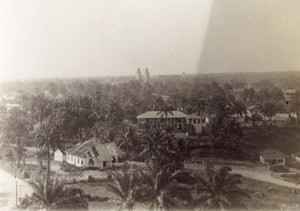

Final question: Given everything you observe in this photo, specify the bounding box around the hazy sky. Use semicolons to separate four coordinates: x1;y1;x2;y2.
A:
0;0;299;81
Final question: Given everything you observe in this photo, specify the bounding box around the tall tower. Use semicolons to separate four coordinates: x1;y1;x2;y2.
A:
136;68;142;81
143;67;150;83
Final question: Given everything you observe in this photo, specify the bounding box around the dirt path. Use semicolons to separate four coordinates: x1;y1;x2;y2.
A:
232;168;300;190
185;163;300;190
0;169;33;210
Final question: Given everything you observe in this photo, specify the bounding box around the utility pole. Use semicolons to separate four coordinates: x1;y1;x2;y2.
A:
14;174;18;207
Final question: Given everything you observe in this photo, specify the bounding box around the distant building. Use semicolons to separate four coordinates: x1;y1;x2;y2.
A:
136;68;143;81
260;148;286;168
2;92;21;101
137;110;206;133
135;67;150;83
1;91;22;111
284;89;297;102
143;67;150;83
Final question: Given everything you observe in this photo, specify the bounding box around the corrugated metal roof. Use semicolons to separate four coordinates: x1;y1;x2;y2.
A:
66;139;113;161
137;110;187;119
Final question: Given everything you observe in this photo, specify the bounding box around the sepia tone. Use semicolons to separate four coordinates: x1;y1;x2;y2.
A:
0;0;300;210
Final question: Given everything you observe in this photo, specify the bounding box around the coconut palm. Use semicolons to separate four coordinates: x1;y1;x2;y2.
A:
23;177;88;209
35;148;47;174
156;102;175;119
107;169;142;210
136;164;192;210
139;129;175;170
192;164;250;210
231;100;247;122
33;117;60;179
117;124;140;158
13;137;27;168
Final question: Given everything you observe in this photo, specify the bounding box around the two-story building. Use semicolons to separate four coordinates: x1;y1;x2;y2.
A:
137;110;206;133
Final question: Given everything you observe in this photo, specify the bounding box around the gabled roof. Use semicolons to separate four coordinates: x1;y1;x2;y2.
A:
66;139;113;161
103;142;125;157
54;148;66;155
137;110;187;119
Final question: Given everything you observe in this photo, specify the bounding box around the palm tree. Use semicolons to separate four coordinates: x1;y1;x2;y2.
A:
117;124;140;158
231;100;247;122
192;164;250;210
245;112;263;135
136;164;192;210
107;169;142;210
2;107;30;168
13;137;26;168
36;148;46;174
139;129;175;170
22;176;88;209
33;118;60;179
156;101;175;119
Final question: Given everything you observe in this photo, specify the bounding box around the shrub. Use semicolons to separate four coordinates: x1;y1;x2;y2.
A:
87;175;95;183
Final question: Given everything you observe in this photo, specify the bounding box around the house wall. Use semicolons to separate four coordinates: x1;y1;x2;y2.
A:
66;153;77;165
54;150;64;162
188;118;204;134
260;156;286;166
74;156;84;167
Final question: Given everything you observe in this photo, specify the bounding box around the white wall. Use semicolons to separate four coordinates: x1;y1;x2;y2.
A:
54;150;64;162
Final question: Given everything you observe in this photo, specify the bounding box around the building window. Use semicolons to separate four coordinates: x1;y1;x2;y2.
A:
198;119;201;124
89;159;94;165
81;160;83;165
193;119;196;124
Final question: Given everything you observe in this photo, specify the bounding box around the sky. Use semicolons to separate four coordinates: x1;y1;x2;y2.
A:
0;0;299;81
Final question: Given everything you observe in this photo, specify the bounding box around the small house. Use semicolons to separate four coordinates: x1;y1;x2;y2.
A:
260;148;286;168
103;142;125;163
65;139;113;169
54;148;65;162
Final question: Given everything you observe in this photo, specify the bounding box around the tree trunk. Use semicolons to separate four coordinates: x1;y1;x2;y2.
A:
47;144;51;179
16;137;21;169
38;158;43;174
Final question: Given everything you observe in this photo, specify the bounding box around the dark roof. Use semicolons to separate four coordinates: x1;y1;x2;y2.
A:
137;110;187;119
260;148;286;158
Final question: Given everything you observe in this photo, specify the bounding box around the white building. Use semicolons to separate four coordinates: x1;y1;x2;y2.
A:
54;148;65;162
103;142;125;163
260;148;286;168
137;110;205;134
65;139;113;169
